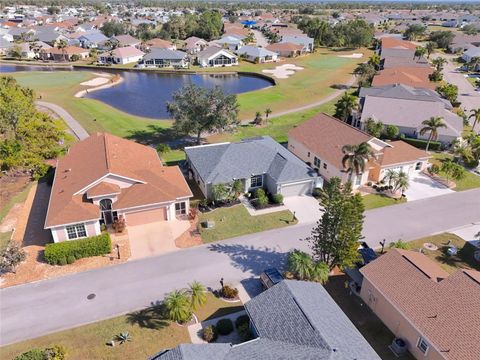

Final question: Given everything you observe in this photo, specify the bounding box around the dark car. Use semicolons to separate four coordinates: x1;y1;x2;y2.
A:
260;268;284;289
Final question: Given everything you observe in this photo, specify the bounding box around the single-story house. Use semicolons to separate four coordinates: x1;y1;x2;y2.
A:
143;38;176;51
358;85;462;144
380;48;430;69
196;46;238;68
39;45;89;61
151;280;381;360
141;48;189;68
462;46;480;64
98;46;144;65
183;36;208;54
44;133;192;242
280;35;314;52
266;42;304;57
185;136;321;199
77;30;109;49
235;45;278;63
360;249;480;360
211;35;244;51
449;34;480;53
380;37;417;50
372;66;435;90
288;113;430;188
111;34;141;48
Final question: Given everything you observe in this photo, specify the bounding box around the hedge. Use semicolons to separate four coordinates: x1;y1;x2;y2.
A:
402;137;442;151
44;233;112;265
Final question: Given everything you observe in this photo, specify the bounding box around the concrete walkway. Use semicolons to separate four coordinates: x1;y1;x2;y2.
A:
36;101;89;140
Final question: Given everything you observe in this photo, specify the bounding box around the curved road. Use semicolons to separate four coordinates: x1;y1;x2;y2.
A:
36;101;89;140
1;189;479;346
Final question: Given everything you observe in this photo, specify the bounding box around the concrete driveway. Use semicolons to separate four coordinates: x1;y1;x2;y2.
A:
405;173;454;201
283;195;323;224
128;219;190;259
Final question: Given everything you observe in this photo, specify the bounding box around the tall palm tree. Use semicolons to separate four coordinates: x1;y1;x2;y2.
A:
368;53;381;69
287;250;314;280
164;289;191;323
393;171;409;196
56;39;68;62
341;142;374;183
264;108;272;119
335;93;358;122
383;169;399;187
432;57;447;72
426;42;435;58
188;281;206;311
419;117;447;152
469;108;480;131
414;46;427;60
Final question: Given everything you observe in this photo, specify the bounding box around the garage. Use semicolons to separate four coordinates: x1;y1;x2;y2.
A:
280;181;313;197
126;207;167;226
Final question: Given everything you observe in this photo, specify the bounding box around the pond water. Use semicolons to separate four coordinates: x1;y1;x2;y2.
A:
0;64;273;119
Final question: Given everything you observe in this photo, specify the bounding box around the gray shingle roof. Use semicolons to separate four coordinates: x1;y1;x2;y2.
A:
152;281;380;360
144;48;187;60
185;136;317;185
235;45;278;58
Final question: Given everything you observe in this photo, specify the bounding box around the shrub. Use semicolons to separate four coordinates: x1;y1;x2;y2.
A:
367;181;372;187
271;193;283;204
156;143;171;154
255;188;266;198
237;322;253;342
389;240;410;250
14;348;45;360
312;188;322;198
0;242;26;274
202;325;217;342
235;315;250;329
216;318;234;336
44;233;112;265
429;164;440;174
402;137;441;151
221;285;238;299
44;344;67;360
66;255;75;264
112;218;126;233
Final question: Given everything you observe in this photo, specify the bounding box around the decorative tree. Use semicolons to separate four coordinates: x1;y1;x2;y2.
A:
334;93;358;122
419;116;447;152
164;289;191;323
188;281;207;311
341;142;374;183
469;108;480;131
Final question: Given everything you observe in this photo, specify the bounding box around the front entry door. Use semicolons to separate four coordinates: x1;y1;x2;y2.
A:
100;199;113;225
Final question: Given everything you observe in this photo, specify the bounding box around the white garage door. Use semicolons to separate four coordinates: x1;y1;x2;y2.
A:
280;181;312;197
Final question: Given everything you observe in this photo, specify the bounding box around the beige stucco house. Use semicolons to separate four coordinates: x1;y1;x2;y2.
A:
359;249;480;360
44;133;192;242
288;113;430;189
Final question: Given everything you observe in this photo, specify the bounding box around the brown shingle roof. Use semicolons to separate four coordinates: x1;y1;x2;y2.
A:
378;140;430;167
146;38;174;49
361;249;480;360
372;67;435;90
266;42;303;52
288;113;373;169
45;133;192;228
87;182;120;197
381;37;417;50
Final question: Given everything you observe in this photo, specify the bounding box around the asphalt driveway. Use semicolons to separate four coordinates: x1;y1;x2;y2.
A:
405;173;454;201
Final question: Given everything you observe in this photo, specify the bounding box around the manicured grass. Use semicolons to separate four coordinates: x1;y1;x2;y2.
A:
407;233;480;274
0;182;33;224
362;194;406;211
466;76;478;88
198;205;296;243
430;152;480;191
0;231;12;252
0;293;243;360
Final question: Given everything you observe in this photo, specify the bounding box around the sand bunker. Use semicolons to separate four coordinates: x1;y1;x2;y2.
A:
262;64;304;79
80;77;111;87
338;53;363;59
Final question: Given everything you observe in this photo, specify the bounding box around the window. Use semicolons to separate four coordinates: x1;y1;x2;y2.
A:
314;157;321;168
417;337;429;354
175;202;186;215
355;175;362;186
323;163;327;169
415;162;422;171
307;152;310;158
66;223;87;240
250;174;263;188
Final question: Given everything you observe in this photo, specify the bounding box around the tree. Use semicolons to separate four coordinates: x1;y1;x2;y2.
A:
164;289;191;323
384;124;399;139
306;178;364;271
393;171;409;196
288;250;315;280
436;83;458;104
383;169;399;187
462;24;478;36
432;57;447;72
0;242;26;274
354;63;376;87
264;108;272;119
414;46;427;60
254;111;263;125
341;142;374;182
364;117;383;138
101;21;126;37
368;53;381;69
467;57;480;72
420;117;447;152
167;84;239;145
469;108;480;131
389;240;410;249
426;42;436;58
8;44;22;60
188;281;207;311
56;39;68;62
404;24;426;41
334;93;358;122
440;160;466;183
429;31;455;50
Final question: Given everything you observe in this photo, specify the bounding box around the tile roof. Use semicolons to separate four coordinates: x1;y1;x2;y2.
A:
372;67;435;90
381;37;417;50
87;182;120;197
45;133;192;228
146;38;174;48
378;141;430;166
288;113;373;169
112;34;140;46
265;42;304;52
361;250;480;360
152;281;380;360
185;136;317;185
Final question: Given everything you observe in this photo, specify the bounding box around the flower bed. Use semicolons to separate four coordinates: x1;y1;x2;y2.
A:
248;189;284;210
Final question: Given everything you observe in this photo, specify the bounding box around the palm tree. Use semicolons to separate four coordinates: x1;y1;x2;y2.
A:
341;142;374;183
393;171;409;196
414;46;427;60
368;53;381;69
56;39;68;62
254;111;263;125
432;57;447;72
264;108;272;119
383;169;399;187
426;42;436;58
188;281;207;311
309;261;329;284
334;93;358;122
419;117;447;152
468;57;480;72
164;289;191;323
287;250;314;280
469;108;480;131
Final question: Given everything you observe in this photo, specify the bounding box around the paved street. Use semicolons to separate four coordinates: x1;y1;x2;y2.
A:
1;189;479;345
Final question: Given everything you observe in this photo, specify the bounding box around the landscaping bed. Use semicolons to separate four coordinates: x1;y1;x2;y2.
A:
430;153;480;191
247;189;284;210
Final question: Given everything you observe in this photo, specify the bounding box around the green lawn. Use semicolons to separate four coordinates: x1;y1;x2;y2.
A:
407;233;480;274
466;76;478;88
430;153;480;191
362;194;406;211
198;205;296;243
0;231;12;252
0;293;243;360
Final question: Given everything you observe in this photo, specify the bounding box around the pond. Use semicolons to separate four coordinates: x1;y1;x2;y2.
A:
0;64;273;119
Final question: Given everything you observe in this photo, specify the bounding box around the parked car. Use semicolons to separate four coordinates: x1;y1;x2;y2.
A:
260;268;284;289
